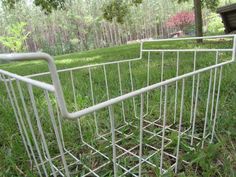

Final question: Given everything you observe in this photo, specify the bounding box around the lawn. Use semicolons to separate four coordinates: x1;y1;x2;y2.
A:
0;39;236;176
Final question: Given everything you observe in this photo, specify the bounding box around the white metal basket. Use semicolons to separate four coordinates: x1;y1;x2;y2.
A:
0;35;236;177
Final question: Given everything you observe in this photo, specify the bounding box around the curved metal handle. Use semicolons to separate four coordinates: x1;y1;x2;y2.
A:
0;52;71;119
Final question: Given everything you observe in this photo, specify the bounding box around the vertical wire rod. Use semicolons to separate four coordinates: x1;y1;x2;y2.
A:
45;91;70;177
103;65;110;100
1;75;32;169
147;51;150;86
175;79;185;173
89;67;99;136
8;77;43;176
28;84;56;176
146;52;150;114
159;51;164;120
191;73;200;145
140;41;143;59
233;35;236;61
174;51;180;123
8;78;43;177
117;63;126;123
129;61;137;118
70;70;85;143
201;69;213;148
77;119;85;143
190;51;197;124
55;102;65;148
70;70;78;110
160;85;168;175
16;80;49;176
139;94;144;177
108;106;117;177
211;66;223;143
210;51;219;122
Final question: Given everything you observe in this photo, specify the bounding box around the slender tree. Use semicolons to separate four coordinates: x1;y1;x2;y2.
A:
177;0;220;42
194;0;203;42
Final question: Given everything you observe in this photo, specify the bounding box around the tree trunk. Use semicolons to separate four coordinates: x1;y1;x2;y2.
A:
194;0;203;43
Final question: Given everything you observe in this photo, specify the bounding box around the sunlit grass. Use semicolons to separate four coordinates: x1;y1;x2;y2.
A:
0;40;236;176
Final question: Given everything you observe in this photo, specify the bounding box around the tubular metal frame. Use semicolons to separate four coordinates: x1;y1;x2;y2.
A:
0;35;235;176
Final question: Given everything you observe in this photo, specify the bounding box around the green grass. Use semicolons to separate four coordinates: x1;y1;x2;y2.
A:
0;39;236;176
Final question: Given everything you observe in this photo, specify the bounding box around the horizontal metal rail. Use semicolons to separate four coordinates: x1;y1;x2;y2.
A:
0;69;55;91
0;34;235;120
142;34;236;42
66;59;234;119
142;49;233;52
24;57;142;79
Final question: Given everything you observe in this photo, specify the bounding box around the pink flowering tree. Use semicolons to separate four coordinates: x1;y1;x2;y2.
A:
166;11;195;33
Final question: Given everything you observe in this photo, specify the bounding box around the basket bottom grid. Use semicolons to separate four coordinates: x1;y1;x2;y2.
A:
38;117;206;176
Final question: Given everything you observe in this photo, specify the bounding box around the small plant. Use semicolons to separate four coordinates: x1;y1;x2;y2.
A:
183;143;222;176
0;22;30;52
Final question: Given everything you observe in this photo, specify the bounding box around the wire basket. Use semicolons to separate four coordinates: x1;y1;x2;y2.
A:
0;35;236;177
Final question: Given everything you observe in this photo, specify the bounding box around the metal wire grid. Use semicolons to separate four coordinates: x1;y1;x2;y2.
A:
0;35;235;176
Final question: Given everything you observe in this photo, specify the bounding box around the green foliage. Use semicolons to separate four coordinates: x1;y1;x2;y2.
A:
34;0;65;14
207;13;224;34
1;0;20;9
102;0;129;24
102;0;143;24
2;0;65;14
203;0;220;11
132;0;143;5
177;0;220;11
185;144;221;176
0;22;30;52
70;38;79;46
